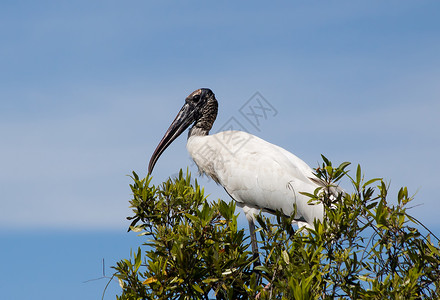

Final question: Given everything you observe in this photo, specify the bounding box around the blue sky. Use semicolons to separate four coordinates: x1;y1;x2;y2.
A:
1;1;439;298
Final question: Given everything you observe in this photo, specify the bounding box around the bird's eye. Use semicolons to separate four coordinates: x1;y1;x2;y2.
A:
192;95;200;102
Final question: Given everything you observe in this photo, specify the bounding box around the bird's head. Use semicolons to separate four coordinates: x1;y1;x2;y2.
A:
148;88;218;174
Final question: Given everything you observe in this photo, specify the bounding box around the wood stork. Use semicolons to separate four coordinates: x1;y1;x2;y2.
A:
148;88;340;265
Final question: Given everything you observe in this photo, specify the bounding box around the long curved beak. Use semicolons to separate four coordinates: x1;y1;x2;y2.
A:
148;103;196;174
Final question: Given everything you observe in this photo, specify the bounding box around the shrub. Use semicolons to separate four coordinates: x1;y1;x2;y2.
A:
113;159;440;299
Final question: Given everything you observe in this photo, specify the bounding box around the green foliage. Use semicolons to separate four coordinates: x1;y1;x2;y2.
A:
113;160;440;299
254;158;440;299
113;170;256;299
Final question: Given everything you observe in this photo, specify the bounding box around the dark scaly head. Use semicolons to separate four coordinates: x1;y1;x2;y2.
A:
148;88;218;174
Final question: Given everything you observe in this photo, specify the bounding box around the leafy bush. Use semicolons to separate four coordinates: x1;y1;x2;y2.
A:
112;159;440;299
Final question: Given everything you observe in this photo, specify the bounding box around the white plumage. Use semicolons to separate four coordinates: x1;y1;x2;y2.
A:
187;130;323;228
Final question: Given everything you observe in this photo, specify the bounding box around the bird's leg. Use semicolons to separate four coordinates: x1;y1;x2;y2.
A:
248;218;261;267
248;218;262;292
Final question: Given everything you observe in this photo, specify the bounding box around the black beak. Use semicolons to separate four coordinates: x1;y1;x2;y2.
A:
148;102;197;174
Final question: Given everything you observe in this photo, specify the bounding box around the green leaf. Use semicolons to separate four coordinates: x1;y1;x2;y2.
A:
185;213;200;224
192;283;204;293
338;161;351;171
202;278;219;284
363;178;382;188
282;250;290;264
321;154;331;166
254;265;269;273
356;164;361;185
134;247;142;272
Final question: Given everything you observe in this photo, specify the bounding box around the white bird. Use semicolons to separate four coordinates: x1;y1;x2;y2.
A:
148;88;340;265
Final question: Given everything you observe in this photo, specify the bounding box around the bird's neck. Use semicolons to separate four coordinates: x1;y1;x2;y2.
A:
188;125;209;137
188;97;218;138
